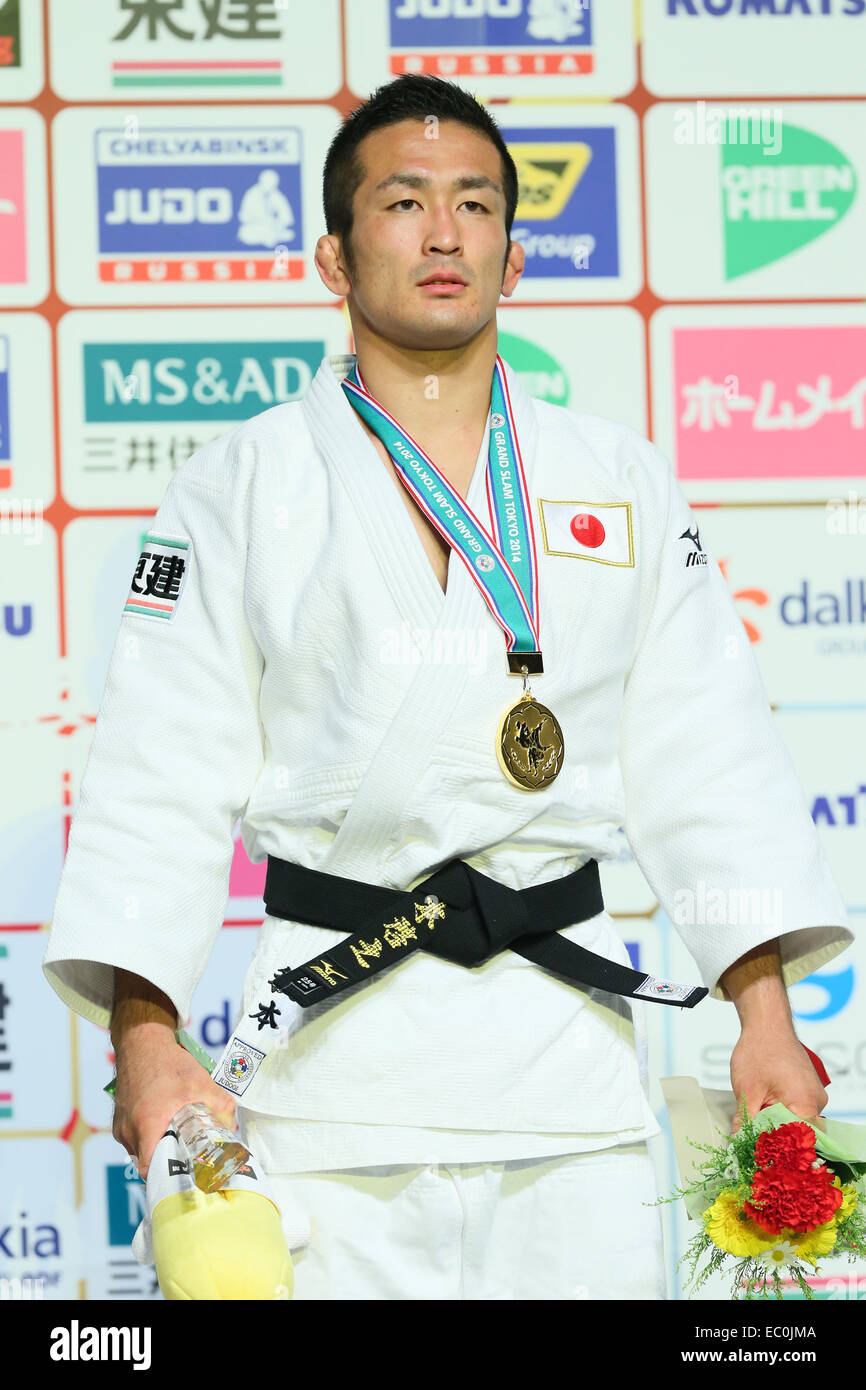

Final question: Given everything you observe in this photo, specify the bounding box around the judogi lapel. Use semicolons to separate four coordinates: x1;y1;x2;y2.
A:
300;354;540;882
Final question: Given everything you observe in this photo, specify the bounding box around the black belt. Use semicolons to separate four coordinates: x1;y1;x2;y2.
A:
248;855;707;1026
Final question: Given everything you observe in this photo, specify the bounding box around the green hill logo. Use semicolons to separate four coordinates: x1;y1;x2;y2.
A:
497;333;569;406
721;122;856;279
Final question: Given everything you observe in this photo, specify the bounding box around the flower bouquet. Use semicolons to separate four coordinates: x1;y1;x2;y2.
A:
659;1064;866;1300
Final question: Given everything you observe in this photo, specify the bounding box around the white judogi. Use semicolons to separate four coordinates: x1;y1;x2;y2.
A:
262;1142;667;1301
43;354;853;1177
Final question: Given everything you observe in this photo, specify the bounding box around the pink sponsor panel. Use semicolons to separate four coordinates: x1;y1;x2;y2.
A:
0;130;27;284
673;326;866;481
228;821;267;901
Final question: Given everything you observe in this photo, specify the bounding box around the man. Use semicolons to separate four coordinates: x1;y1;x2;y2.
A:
44;75;853;1301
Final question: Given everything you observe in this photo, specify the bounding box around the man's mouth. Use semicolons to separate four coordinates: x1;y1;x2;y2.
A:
417;273;467;287
417;273;467;296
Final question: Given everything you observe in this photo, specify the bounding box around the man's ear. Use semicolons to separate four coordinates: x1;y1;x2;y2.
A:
314;234;353;298
500;238;525;300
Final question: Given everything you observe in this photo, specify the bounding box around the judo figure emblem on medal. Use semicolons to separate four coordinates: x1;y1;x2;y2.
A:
496;695;565;791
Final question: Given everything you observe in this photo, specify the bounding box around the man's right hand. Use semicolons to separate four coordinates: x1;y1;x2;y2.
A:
110;969;237;1182
112;1022;237;1181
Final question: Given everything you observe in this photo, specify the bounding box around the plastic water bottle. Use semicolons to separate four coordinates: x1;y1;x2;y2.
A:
173;1102;251;1193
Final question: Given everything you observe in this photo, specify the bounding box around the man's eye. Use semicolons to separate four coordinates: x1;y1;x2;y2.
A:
388;199;489;212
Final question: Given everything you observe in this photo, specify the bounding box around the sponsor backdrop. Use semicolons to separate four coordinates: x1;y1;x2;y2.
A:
0;0;863;1302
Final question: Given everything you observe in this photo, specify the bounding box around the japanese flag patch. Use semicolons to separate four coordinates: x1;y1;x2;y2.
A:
124;532;192;622
537;499;634;567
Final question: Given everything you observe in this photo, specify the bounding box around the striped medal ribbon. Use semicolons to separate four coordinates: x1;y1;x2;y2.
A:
341;355;564;790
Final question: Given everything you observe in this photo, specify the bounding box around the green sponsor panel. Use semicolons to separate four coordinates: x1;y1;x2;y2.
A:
0;0;20;66
83;340;326;422
722;122;856;280
496;332;570;406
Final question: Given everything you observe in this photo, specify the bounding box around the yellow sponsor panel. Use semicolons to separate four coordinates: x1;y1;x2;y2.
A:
511;142;593;221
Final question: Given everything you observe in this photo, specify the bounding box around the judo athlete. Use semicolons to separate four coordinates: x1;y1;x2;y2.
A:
44;76;854;1301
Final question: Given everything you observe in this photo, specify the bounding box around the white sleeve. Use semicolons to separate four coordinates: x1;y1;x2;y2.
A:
43;433;265;1029
618;437;853;1001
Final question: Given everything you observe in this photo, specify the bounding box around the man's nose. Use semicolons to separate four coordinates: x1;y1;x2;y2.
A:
423;205;462;256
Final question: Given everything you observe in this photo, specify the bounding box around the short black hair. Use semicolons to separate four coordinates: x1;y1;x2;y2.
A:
322;74;518;273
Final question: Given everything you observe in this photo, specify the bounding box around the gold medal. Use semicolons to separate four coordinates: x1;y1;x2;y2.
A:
496;692;564;791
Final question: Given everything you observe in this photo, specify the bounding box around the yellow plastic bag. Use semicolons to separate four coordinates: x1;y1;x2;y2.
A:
132;1131;295;1300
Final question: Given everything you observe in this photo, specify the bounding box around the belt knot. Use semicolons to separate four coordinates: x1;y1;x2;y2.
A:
415;859;537;967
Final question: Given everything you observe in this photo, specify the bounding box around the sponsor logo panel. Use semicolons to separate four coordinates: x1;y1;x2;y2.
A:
0;111;48;306
651;304;866;502
646;103;863;299
52;106;341;305
48;0;341;102
345;0;636;98
57;308;349;508
643;0;866;97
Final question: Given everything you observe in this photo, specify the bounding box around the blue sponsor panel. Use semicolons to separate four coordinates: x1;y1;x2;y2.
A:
503;125;619;279
346;0;642;97
97;163;303;257
388;0;593;49
0;314;53;499
386;0;596;76
95;126;304;282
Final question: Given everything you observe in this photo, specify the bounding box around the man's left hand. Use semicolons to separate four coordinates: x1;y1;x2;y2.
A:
729;1023;828;1135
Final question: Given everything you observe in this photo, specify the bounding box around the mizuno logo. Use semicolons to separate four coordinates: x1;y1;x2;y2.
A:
679;524;708;567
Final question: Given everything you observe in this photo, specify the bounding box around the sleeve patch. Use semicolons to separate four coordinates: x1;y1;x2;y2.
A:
124;532;192;622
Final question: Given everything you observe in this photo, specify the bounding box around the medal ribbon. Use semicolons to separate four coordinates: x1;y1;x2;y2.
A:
341;356;540;662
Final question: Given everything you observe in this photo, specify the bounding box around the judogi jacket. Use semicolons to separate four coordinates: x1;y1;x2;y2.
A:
43;354;853;1172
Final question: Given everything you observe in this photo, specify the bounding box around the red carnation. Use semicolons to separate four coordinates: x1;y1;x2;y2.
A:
745;1161;843;1234
753;1121;817;1173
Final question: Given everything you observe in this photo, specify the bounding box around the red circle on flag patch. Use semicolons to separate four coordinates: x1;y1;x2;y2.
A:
570;512;605;548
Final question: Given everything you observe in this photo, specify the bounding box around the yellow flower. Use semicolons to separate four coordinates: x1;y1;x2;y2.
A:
703;1190;779;1257
831;1177;859;1225
785;1220;838;1266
